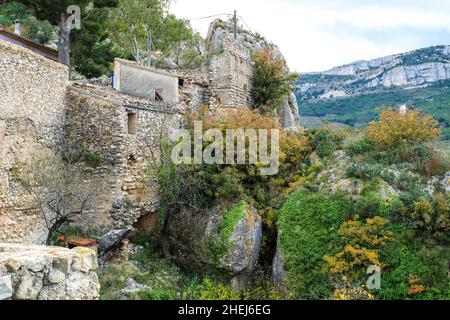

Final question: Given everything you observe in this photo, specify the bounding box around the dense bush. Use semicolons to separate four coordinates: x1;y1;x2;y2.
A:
324;216;392;276
345;163;383;180
309;128;345;159
153;108;314;232
277;191;349;299
410;193;450;241
346;137;374;157
366;108;440;149
252;49;298;113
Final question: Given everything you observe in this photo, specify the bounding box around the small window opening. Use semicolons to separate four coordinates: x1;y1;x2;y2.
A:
178;78;185;87
128;113;137;135
155;88;164;101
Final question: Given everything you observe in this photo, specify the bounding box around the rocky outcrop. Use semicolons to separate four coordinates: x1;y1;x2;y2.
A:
279;93;301;131
427;172;450;195
379;63;450;88
169;201;262;287
98;227;133;260
220;205;262;276
0;244;100;300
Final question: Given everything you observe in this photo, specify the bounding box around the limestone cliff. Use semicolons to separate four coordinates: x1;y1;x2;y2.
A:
298;45;450;101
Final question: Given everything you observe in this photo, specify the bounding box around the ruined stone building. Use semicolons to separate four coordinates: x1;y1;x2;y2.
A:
0;20;301;244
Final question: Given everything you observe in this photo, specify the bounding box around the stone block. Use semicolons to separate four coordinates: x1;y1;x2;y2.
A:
0;275;13;300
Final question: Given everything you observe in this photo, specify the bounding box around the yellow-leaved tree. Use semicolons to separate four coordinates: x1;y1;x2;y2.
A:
366;108;441;149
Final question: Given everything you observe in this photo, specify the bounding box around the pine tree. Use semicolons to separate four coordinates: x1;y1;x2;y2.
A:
20;0;117;67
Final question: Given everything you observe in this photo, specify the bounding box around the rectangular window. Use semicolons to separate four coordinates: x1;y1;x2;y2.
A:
128;113;137;135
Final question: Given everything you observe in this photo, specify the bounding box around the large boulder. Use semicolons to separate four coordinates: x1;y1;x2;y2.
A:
0;244;100;300
168;201;262;286
219;203;262;275
98;227;133;260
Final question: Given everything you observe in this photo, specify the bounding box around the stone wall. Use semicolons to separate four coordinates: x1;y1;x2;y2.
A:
0;39;68;244
177;68;211;112
65;85;181;232
208;31;254;108
0;244;99;300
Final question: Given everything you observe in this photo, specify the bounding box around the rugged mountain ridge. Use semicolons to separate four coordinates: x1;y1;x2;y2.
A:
297;45;450;101
296;45;450;139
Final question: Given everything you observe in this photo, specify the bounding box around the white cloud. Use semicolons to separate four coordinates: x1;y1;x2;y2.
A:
170;0;450;72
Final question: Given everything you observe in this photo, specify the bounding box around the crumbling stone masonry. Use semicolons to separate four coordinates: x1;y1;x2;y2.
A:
0;39;68;244
65;84;182;232
208;34;254;107
0;243;100;300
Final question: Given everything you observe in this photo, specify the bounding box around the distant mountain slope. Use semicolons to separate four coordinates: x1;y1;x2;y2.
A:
297;45;450;140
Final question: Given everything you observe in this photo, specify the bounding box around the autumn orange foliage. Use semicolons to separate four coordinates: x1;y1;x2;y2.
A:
408;275;427;296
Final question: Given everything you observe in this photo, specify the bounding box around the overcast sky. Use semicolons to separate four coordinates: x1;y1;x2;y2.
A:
170;0;450;72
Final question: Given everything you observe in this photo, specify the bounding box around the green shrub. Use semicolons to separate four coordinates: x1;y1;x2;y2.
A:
183;277;243;300
278;191;349;299
134;288;174;300
345;163;383;180
346;137;374;157
383;198;407;220
409;193;450;241
309;129;344;159
251;49;298;112
377;241;429;300
83;151;103;168
353;192;384;219
62;145;104;168
417;247;450;299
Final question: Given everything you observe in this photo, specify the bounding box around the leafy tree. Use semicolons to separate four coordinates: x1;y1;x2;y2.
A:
110;0;200;67
19;0;118;67
366;108;441;149
169;31;205;69
251;49;298;113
